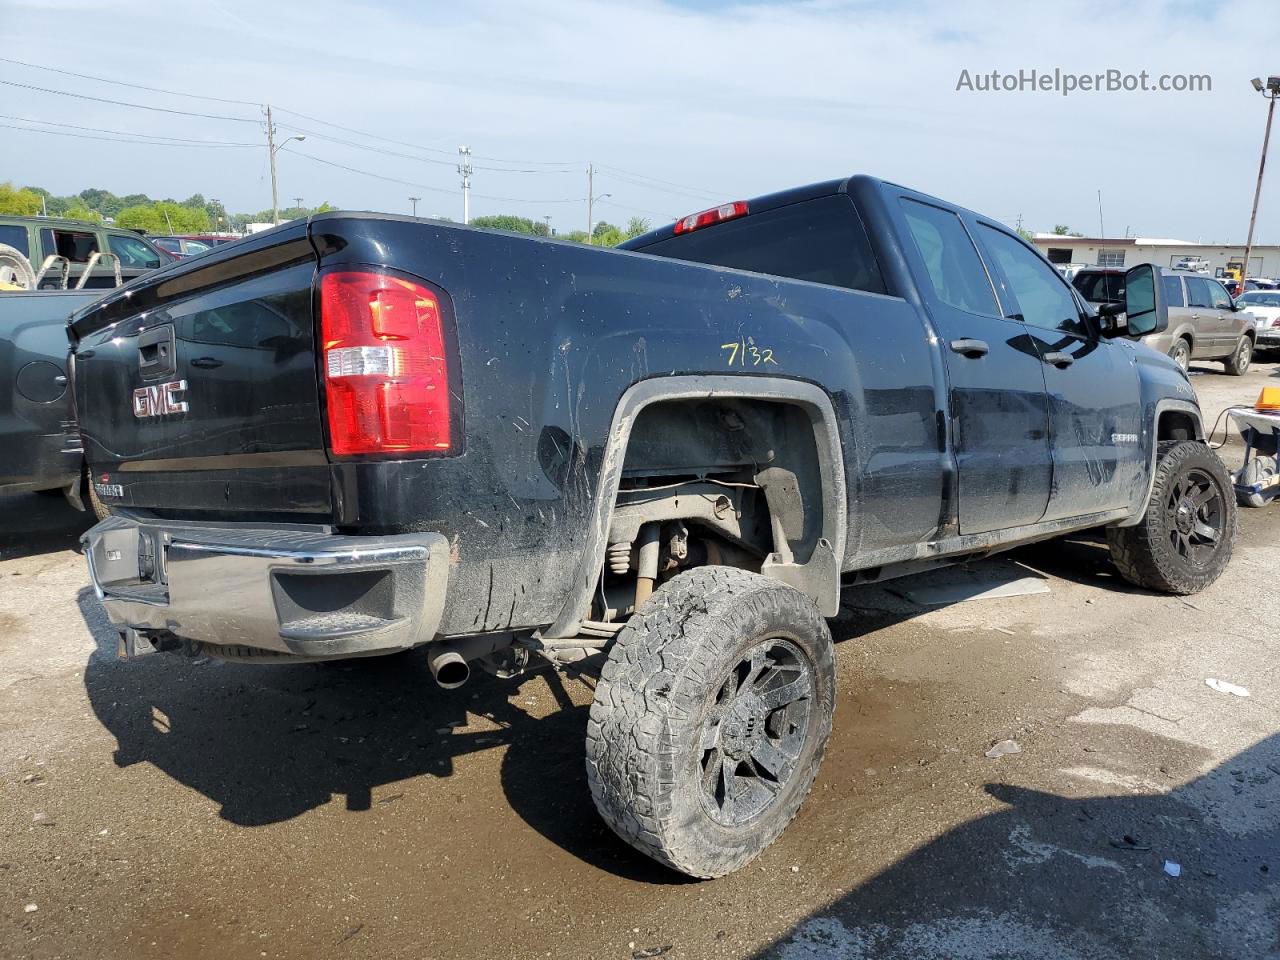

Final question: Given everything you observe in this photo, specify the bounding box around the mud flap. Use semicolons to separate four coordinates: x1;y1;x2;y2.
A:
759;537;840;616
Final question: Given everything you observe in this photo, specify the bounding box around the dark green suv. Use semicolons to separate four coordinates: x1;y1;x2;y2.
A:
0;215;173;289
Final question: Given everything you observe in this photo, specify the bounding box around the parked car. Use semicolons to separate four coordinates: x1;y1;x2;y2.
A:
1238;290;1280;350
70;175;1234;879
0;288;113;507
1075;266;1255;374
151;234;239;258
0;216;173;288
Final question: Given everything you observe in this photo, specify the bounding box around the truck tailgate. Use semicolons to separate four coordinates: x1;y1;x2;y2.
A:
70;224;332;518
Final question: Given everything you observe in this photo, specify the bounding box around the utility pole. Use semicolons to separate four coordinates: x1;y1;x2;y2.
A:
293;197;304;212
1243;77;1280;285
267;104;279;226
409;196;421;217
457;146;473;224
544;215;552;237
586;163;594;243
1097;189;1105;238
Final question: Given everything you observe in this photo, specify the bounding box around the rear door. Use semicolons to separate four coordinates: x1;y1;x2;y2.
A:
1184;277;1220;356
895;195;1051;535
72;224;331;517
973;223;1143;520
1206;277;1244;351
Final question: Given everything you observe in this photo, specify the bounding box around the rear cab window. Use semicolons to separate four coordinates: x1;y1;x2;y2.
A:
1073;271;1126;303
633;195;886;295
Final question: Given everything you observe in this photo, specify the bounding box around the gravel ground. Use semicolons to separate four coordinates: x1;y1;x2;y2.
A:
1;356;1277;960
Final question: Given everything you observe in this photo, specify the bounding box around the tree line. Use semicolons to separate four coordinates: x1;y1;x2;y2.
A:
0;182;646;244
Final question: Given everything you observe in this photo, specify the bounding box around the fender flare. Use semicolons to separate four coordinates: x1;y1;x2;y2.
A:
543;375;848;637
1115;398;1205;528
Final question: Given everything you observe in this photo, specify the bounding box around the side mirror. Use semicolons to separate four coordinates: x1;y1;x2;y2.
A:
1122;264;1167;337
1097;300;1126;337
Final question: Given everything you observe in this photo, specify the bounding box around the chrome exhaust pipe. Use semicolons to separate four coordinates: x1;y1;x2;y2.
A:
428;644;471;689
426;634;514;689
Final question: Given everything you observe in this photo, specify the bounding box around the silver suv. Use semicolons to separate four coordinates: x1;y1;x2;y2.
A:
1073;267;1256;375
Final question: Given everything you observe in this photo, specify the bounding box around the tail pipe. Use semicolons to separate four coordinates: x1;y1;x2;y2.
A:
426;633;513;689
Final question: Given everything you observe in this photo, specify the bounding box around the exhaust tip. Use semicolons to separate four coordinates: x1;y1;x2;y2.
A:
429;649;470;689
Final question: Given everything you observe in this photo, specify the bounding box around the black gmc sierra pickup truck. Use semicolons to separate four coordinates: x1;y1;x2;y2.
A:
70;175;1235;878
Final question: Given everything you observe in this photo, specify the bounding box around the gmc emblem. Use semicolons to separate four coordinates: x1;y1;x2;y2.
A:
133;379;190;418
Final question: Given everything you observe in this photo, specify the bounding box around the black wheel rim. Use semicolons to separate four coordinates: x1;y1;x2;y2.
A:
1166;467;1225;566
698;638;813;826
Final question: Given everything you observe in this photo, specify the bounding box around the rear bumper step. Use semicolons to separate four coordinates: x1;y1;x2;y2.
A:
83;515;449;659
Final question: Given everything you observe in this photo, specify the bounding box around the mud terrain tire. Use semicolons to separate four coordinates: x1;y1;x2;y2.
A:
585;566;835;878
1107;440;1235;594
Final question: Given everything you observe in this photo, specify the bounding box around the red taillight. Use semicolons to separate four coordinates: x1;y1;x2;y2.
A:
319;270;452;456
672;201;748;235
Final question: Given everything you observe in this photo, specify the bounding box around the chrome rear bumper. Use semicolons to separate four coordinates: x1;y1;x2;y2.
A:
83;514;449;659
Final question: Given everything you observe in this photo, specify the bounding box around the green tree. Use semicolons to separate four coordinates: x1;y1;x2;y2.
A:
625;217;650;239
59;201;103;224
471;214;539;234
116;201;209;234
0;182;43;216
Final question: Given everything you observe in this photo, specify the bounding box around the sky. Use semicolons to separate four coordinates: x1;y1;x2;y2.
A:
4;0;1280;240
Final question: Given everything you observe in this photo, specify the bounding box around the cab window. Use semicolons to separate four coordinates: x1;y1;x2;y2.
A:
39;228;99;263
899;199;998;316
108;233;163;269
977;224;1088;337
1207;280;1232;310
1162;275;1185;308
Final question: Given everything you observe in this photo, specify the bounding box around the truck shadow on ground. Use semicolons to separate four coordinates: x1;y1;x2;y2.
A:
0;492;92;561
76;588;686;885
757;729;1280;959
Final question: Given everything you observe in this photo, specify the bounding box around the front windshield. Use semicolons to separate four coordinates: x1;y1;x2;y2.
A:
1240;292;1280;307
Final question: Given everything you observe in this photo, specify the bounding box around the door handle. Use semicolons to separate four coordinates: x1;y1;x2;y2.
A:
1042;351;1074;368
949;338;989;358
190;357;223;369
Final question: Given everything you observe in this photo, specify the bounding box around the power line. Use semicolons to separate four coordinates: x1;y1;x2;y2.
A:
596;163;722;200
0;121;258;147
597;167;720;203
0;77;260;123
282;146;586;203
0;112;259;145
0;55;261;107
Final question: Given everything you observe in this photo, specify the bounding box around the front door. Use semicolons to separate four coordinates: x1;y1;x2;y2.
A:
897;196;1052;535
974;223;1144;520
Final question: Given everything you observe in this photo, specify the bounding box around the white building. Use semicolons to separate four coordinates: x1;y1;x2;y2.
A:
1029;234;1280;280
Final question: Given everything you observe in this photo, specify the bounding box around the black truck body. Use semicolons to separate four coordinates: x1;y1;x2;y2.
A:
69;175;1233;877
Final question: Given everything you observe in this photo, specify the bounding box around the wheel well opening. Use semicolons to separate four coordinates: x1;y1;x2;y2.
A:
593;396;832;623
1158;410;1200;444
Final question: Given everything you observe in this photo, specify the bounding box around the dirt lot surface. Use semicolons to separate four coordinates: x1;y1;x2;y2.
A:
2;357;1278;960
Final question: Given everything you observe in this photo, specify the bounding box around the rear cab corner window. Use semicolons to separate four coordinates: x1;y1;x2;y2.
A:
898;198;999;317
633;194;887;296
